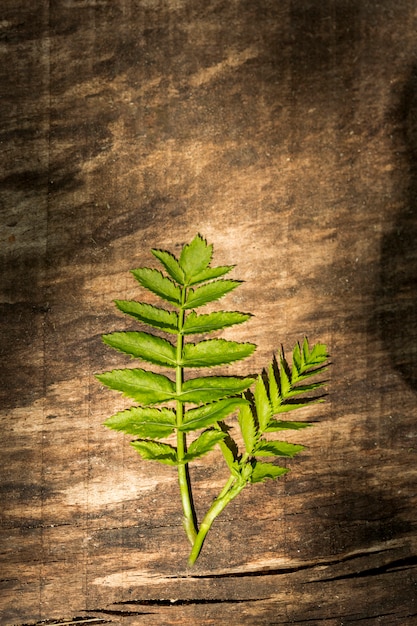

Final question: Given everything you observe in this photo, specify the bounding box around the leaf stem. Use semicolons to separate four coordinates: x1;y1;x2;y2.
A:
188;476;246;566
176;291;198;545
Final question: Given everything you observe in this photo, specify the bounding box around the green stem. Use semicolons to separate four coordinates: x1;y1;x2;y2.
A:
188;476;246;566
176;290;198;545
215;474;236;501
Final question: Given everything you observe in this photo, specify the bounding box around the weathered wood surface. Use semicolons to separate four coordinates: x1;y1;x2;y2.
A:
1;0;417;624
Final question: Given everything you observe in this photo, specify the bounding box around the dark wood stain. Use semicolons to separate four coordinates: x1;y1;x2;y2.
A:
1;0;417;624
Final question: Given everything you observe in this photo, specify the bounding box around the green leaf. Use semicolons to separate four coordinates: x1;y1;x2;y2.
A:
255;440;305;457
279;355;292;398
184;280;240;309
237;402;258;454
102;331;177;368
254;375;273;432
104;406;176;438
250;461;289;483
180;398;248;432
273;398;325;414
131;440;178;465
131;267;181;305
295;368;329;385
268;362;282;413
267;343;329;412
292;342;302;380
286;381;327;397
303;337;328;366
183;310;251;334
97;235;330;564
115;300;178;334
96;368;175;404
184;430;227;462
179;234;212;282
187;265;235;286
183;339;256;367
179;376;255;403
217;425;240;471
265;420;313;432
292;339;329;383
151;249;185;285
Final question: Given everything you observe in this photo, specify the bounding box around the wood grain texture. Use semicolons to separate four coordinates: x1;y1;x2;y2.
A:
1;0;417;624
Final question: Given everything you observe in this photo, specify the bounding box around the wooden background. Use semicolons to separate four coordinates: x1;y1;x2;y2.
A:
1;0;417;624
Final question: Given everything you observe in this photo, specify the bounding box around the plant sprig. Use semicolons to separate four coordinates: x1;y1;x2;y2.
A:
96;234;329;565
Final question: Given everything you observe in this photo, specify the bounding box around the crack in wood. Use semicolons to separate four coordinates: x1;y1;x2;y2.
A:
0;578;19;583
2;521;72;530
179;544;411;580
87;610;152;617
112;597;266;606
270;614;397;625
307;555;417;582
88;598;266;619
19;618;110;626
270;608;417;625
350;612;417;622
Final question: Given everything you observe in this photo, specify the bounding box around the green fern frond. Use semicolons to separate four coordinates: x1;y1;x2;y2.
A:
97;234;330;566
